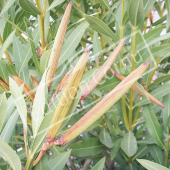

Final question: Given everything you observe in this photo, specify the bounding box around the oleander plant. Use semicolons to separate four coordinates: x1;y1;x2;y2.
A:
0;0;170;169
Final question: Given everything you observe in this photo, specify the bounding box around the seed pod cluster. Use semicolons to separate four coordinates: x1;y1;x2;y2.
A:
55;61;151;145
46;49;89;142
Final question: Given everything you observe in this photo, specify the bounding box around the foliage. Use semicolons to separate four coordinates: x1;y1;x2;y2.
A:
0;0;170;170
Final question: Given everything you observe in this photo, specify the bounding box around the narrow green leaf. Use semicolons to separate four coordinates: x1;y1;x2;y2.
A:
0;30;15;59
6;64;17;76
111;138;122;160
9;77;27;131
104;115;117;139
93;31;102;64
165;0;170;31
13;36;25;75
149;74;170;90
0;93;7;132
19;0;41;15
26;27;40;73
132;145;149;161
148;145;164;165
143;105;164;148
91;157;105;170
3;16;12;42
137;26;164;49
129;0;145;26
99;128;113;148
137;159;169;170
0;0;16;15
85;15;119;42
144;0;156;15
32;70;47;137
1;110;19;143
48;150;71;170
0;136;21;170
34;154;49;170
0;61;9;83
162;93;170;132
98;0;110;10
47;0;65;11
40;50;51;74
121;132;138;157
70;138;106;157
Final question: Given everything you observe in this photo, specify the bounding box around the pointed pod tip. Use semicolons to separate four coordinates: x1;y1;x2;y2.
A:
80;96;85;100
121;39;125;44
68;2;73;6
84;49;90;53
143;61;151;66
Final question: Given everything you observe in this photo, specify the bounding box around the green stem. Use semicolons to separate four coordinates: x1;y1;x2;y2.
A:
119;0;129;131
165;139;170;167
129;26;137;130
36;0;46;52
39;16;45;50
128;157;132;164
131;26;137;72
25;153;34;170
132;106;142;131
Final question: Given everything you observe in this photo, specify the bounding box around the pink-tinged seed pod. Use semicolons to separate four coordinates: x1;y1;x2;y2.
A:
46;3;72;87
81;39;125;100
46;49;90;140
56;61;151;145
30;75;39;89
111;70;164;108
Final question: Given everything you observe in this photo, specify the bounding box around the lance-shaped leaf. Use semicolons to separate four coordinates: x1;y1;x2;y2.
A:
55;61;150;145
12;76;35;101
32;69;48;138
112;71;164;108
0;137;21;170
81;40;125;100
30;75;39;89
137;159;169;170
129;0;145;26
0;93;7;132
46;3;72;87
46;50;89;140
9;77;27;131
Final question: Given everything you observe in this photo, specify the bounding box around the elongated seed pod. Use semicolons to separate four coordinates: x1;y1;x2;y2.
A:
55;69;72;95
112;70;164;108
46;3;72;87
49;69;72;104
0;77;9;90
46;50;89;141
30;75;39;89
55;61;151;145
81;39;125;100
12;76;35;101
